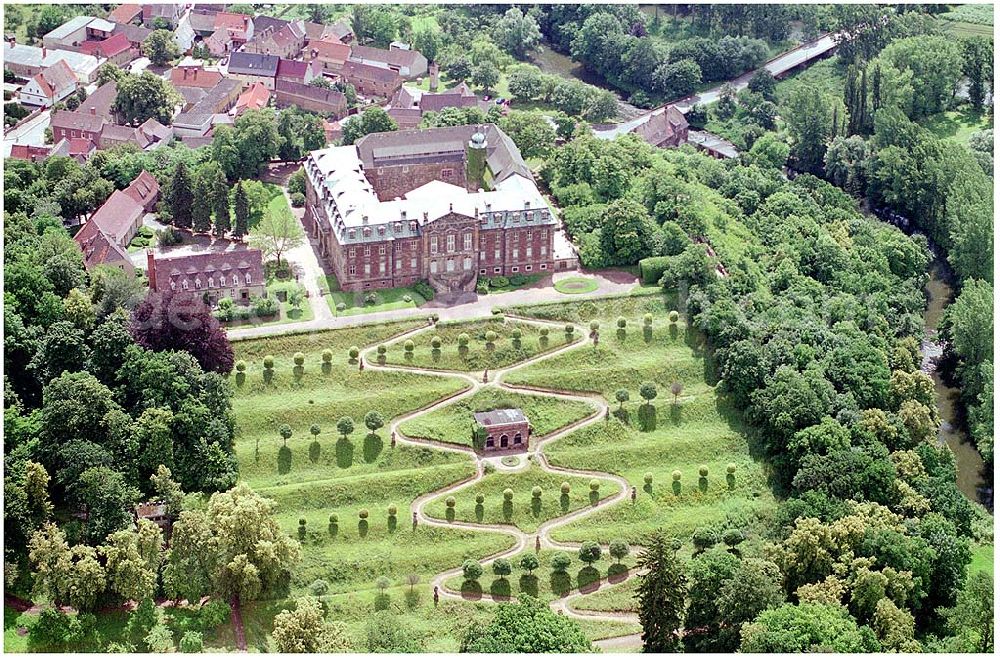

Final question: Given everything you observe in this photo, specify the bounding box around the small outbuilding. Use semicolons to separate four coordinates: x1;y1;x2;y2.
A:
474;408;530;452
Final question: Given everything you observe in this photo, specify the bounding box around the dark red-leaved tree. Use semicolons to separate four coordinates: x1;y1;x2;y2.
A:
131;290;235;374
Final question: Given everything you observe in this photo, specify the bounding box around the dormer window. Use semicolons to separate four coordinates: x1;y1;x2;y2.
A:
245;273;252;285
394;222;401;232
170;280;176;290
378;226;385;235
348;229;356;239
208;277;215;288
195;278;202;289
182;279;189;290
409;221;417;232
363;227;371;237
232;274;239;286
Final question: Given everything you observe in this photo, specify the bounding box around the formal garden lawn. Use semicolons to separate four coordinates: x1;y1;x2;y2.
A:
570;577;639;613
919;107;993;145
554;276;601;294
443;549;636;603
378;317;580;372
500;295;775;544
399;387;595;448
318;275;429;316
423;463;614;533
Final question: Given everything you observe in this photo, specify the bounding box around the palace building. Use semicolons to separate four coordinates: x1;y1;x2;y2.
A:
303;124;576;294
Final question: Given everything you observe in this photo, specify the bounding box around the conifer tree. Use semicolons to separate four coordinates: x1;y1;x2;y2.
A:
233;181;250;241
212;166;231;237
192;170;213;233
170;162;194;229
635;530;686;652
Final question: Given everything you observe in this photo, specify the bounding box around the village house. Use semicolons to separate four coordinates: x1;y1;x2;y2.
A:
388;81;490;128
146;248;267;305
227;51;280;90
474;408;530;452
142;3;184;29
134;502;172;533
303;125;573;294
50;109;172;154
349;44;428;79
107;3;142;26
74;170;159;272
274;79;347;118
76;81;117;120
274;58;321;86
41;15;115;50
111;21;152;51
19;59;77;107
173;77;243;138
308;39;351;73
77;32;133;68
632;105;689;148
244;20;306;59
8;143;54;162
231;81;271;116
3;41;101;82
340;60;402;98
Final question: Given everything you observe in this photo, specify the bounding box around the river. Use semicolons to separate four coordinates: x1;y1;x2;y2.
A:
922;261;990;506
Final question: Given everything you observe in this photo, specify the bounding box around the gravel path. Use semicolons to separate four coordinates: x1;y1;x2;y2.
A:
361;315;643;646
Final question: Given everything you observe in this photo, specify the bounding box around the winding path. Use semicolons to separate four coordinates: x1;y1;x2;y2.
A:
360;315;643;648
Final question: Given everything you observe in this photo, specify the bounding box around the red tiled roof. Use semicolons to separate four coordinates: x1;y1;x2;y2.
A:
276;58;307;80
309;39;351;62
233;81;270;114
78;32;131;58
32;60;76;101
124;169;160;207
8;144;51;161
68;137;95;156
77;81;117;120
170;65;223;89
74;220;132;269
342;60;400;84
89;189;143;243
108;4;142;24
51;109;106;134
214;11;251;34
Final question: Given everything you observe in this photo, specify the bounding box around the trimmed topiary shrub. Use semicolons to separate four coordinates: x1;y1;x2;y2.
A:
458;333;470;347
699;465;709;477
644;473;653;485
475;493;485;504
617;317;626;328
540;327;550;337
484;330;498;343
235;360;246;372
503;488;514;501
431;336;442;349
726;463;737;474
387;505;397;517
672;470;682;481
560;482;571;494
293;352;305;366
358;509;369;520
263;355;275;369
589;320;599;332
564;323;574;334
589;479;600;492
445;496;456;508
669;310;680;323
511;328;522;340
404;340;415;352
348;346;359;359
643;313;653;326
321;349;333;363
531;486;542;499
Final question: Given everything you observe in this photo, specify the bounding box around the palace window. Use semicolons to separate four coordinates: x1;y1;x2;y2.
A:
430;236;438;254
512;248;519;259
494;267;501;273
349;265;356;275
494;249;500;260
379;261;386;274
446;234;455;252
208;277;214;288
512;266;519;272
442;168;454;177
541;229;548;239
395;259;401;271
378;226;385;236
364;263;371;275
446;259;455;272
526;265;532;271
409;221;417;232
245;273;252;285
526;247;532;258
410;257;417;269
513;232;519;242
541;245;547;256
526;230;532;239
363;228;371;238
379;245;386;255
430;261;438;274
170;281;176;290
232;274;239;286
540;263;547;270
349;247;356;257
411;242;417;251
364;245;371;256
463;256;472;271
463;233;472;250
348;229;356;239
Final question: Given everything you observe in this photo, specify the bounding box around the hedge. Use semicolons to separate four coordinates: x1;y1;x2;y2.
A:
639;256;673;285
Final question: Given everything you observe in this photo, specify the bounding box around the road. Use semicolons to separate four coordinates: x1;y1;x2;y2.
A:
362;315;643;649
3;109;50;155
594;33;840;140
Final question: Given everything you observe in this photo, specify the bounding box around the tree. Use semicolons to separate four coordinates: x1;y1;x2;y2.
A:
551;552;572;573
143;29;180;67
878;36;963;118
336;416;355;441
364;410;385;436
747;133;790;170
716;558;786;651
248;205;305;267
577;540;601;565
507;64;545;101
169;162;194;229
636;530;686;652
960;36;993;111
209;165;231;237
739;603;876;652
492;7;542;59
472;61;500;93
492;557;512;579
609;539;629;563
942;570;993;653
461;596;590;652
28;320;91;387
782;84;835;175
654;59;702;97
191;168;213;233
212;109;281;181
639;382;658;405
63;288;95;331
365;611;423;652
100;521;163;603
462;559;483;581
278;424;292;447
747;68;777;101
518;552;539;574
499;111;556;159
113;71;179;125
615;388;629;409
130;290;235;374
232;182;250;241
600;199;658;265
179;631;204;653
341;107;397;146
73;467;140;544
272;596;339;653
412;28;440;64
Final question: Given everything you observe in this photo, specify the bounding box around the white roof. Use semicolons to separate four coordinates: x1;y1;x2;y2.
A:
3;43;100;79
43;15;96;40
89;18;116;33
307;144;554;242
